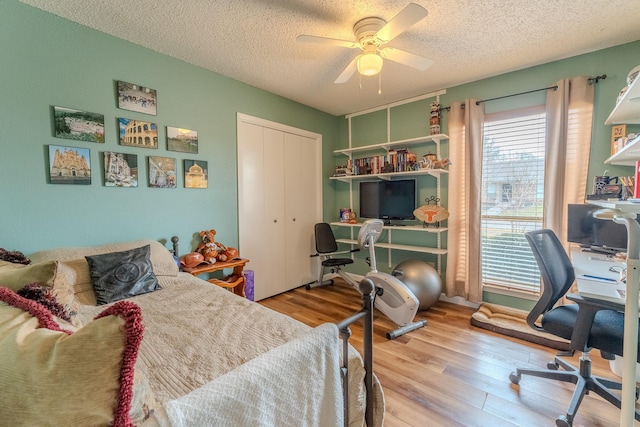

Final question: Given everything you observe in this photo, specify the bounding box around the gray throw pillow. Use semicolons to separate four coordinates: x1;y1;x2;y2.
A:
85;245;161;305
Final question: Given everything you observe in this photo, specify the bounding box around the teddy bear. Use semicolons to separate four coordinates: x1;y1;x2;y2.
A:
197;229;240;263
197;229;221;264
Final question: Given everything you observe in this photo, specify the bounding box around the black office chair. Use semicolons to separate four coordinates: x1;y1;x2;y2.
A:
509;229;640;427
306;223;359;290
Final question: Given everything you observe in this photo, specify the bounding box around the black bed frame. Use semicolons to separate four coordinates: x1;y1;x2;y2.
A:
170;237;375;426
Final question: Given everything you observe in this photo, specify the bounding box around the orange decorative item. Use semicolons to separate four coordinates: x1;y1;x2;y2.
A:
180;252;208;269
413;196;449;228
348;211;358;224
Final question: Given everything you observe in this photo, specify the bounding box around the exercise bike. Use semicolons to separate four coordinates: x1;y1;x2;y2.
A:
309;219;426;339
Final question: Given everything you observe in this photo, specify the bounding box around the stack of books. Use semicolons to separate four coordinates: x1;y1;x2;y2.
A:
347;148;414;175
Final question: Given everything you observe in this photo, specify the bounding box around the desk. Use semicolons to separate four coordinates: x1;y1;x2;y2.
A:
571;246;638;426
182;258;249;297
572;248;626;303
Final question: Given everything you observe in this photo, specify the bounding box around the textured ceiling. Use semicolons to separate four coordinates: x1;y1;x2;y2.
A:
19;0;640;116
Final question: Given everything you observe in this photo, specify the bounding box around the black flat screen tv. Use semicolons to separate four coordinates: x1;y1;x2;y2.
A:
567;203;638;254
359;179;416;225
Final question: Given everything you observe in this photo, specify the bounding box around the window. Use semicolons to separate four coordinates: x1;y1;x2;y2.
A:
480;106;545;293
501;183;513;203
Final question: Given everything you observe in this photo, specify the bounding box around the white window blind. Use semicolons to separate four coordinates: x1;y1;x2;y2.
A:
481;106;546;293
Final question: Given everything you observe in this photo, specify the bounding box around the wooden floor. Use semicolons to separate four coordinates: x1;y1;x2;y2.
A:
260;280;629;427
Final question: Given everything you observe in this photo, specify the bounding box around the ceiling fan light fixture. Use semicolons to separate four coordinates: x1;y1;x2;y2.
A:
357;50;383;76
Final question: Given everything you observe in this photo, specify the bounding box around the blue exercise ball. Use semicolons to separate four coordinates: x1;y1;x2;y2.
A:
391;259;442;311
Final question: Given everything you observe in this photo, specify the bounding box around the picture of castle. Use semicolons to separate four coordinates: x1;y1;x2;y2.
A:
48;145;91;185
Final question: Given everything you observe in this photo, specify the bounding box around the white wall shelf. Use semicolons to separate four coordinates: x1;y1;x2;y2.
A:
605;75;640;125
330;168;448;182
330;221;447;233
332;221;448;257
604;134;640;166
586;199;640;214
334;134;449;156
335;238;447;255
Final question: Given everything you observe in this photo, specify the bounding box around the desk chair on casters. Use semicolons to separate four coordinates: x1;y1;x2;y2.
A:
509;229;640;427
306;223;359;290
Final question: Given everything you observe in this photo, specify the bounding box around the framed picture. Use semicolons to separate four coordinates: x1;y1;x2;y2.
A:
53;106;104;143
48;145;91;185
118;118;158;149
148;156;176;188
611;124;627;155
104;151;138;187
167;126;198;153
184;159;208;188
117;80;157;115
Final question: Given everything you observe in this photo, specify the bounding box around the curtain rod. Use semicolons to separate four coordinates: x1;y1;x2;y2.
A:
439;74;607;111
475;85;558;105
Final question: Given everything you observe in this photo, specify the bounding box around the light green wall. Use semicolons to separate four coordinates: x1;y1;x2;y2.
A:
0;1;338;254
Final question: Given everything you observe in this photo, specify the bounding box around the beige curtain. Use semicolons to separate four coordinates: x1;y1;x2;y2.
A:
544;76;595;240
446;100;484;303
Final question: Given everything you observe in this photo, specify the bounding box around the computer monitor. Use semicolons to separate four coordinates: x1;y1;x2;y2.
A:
567;204;637;254
359;179;416;225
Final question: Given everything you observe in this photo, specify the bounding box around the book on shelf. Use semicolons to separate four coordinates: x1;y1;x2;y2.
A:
346;148;417;176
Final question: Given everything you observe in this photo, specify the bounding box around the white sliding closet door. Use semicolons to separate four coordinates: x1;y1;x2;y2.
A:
283;132;318;289
237;114;322;301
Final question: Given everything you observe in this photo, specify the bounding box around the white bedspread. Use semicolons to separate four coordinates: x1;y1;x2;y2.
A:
30;239;384;427
155;323;343;427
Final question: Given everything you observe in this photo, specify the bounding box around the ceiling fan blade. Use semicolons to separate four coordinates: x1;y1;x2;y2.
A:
380;47;433;70
335;56;359;83
296;34;360;49
375;3;428;43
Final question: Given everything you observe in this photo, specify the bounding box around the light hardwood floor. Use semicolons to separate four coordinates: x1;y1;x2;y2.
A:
260;280;628;427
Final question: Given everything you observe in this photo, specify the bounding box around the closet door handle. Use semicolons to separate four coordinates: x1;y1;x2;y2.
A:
273;219;277;223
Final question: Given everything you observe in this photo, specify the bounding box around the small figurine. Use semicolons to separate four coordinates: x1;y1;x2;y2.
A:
348;211;358;224
430;99;441;135
381;161;394;173
421;153;436;169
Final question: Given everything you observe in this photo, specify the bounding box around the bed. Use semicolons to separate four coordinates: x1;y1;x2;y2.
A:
0;238;384;426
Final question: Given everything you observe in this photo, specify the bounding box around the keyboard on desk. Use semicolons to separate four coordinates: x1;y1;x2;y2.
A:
588;255;614;262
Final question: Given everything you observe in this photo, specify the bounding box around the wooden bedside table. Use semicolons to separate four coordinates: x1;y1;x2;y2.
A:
182;258;250;297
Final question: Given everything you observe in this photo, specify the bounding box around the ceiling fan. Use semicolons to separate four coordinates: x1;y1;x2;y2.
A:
297;3;433;84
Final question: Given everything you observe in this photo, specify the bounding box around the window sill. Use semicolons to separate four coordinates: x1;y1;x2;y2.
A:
482;283;539;301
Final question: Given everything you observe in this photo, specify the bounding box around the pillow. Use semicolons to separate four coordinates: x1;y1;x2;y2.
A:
17;282;73;323
29;240;178;306
86;245;161;305
0;286;156;426
0;260;80;325
30;239;179;277
0;260;24;269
